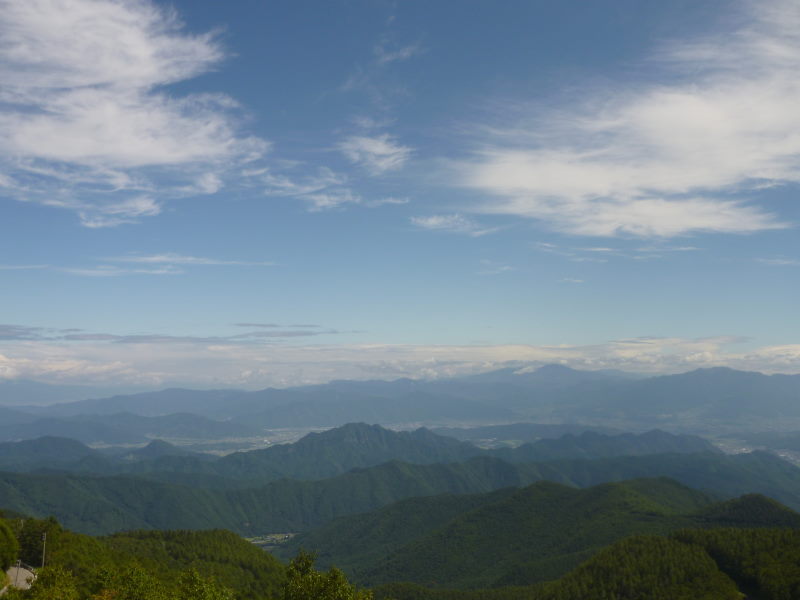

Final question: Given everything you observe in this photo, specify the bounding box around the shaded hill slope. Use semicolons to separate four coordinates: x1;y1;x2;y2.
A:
0;424;718;487
285;478;800;589
2;449;800;536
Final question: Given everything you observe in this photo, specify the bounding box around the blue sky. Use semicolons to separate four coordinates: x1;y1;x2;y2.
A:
1;0;800;388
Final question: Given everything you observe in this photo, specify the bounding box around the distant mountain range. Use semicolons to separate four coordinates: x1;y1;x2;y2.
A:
0;379;150;406
0;411;261;444
1;423;800;535
4;364;800;434
0;423;718;484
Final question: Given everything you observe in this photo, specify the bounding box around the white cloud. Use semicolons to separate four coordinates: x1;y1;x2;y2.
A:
364;196;409;207
108;253;274;266
0;253;273;276
757;257;800;266
0;264;48;270
262;167;361;211
79;195;162;228
339;134;412;175
262;167;345;197
453;0;800;237
2;333;800;387
373;42;424;65
411;214;498;237
0;0;267;226
61;265;183;277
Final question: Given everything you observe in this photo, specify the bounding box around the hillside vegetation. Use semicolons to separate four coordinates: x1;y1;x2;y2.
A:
283;478;800;589
4;498;800;599
3;445;800;535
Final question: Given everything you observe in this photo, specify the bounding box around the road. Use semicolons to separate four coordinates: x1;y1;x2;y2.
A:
1;565;35;595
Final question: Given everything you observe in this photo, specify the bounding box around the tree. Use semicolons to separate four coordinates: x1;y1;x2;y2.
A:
92;565;168;600
0;520;19;571
284;551;373;600
177;569;235;600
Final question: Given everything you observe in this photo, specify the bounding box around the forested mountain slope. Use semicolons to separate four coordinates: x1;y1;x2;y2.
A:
0;423;716;485
2;449;800;535
284;479;800;589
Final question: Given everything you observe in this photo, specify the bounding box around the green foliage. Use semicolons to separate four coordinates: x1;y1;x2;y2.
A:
343;478;709;588
276;488;518;571
693;493;800;527
15;516;59;567
1;514;285;600
93;565;168;600
3;564;237;600
674;528;800;599
0;518;18;570
177;569;235;600
535;535;741;600
291;476;799;590
284;551;372;600
372;536;742;600
104;529;286;600
4;439;800;538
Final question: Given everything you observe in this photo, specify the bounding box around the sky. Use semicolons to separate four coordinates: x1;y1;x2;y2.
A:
1;0;800;389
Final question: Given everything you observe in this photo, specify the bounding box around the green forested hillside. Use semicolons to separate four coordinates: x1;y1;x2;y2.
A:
534;535;742;600
0;514;286;599
350;479;708;588
103;529;286;599
3;448;800;536
374;529;800;600
287;478;800;589
0;457;526;535
274;488;521;571
673;528;800;597
5;509;800;599
0;518;17;570
215;423;483;481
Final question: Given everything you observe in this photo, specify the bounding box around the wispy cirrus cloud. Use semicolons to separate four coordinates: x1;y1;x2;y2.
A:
0;253;273;277
452;0;799;238
261;167;362;211
373;40;424;66
477;259;515;276
60;265;183;277
339;134;412;175
411;214;498;237
756;257;800;266
0;322;341;344
0;264;48;270
534;241;701;263
0;0;266;227
108;253;275;267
